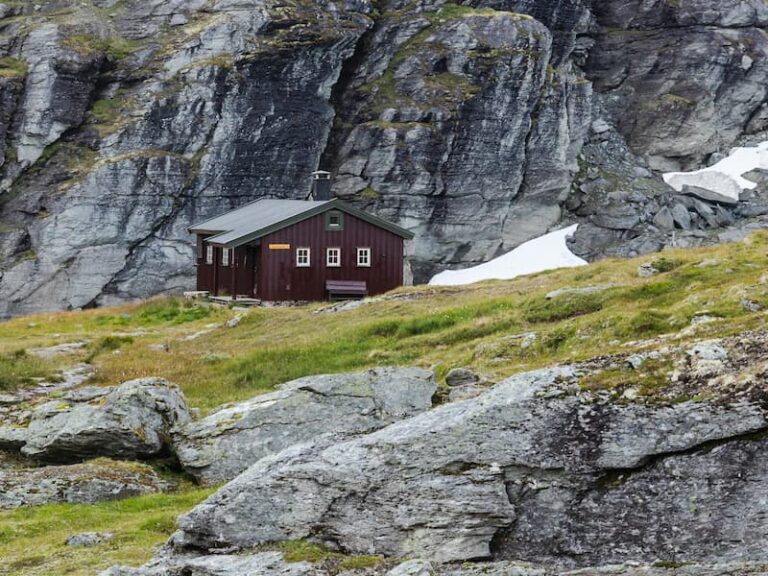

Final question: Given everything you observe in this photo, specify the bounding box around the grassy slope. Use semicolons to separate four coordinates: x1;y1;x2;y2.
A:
1;233;768;574
0;489;213;576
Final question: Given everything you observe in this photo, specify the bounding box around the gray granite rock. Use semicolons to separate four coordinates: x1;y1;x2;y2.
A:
174;367;436;485
671;203;693;230
99;551;317;576
5;377;190;463
0;460;167;509
101;550;768;576
65;532;115;547
386;559;435;576
445;368;480;388
174;364;768;565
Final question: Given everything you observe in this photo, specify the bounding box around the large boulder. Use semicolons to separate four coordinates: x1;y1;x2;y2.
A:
99;551;318;576
101;552;768;576
175;367;436;485
4;378;190;463
0;459;168;509
173;361;768;566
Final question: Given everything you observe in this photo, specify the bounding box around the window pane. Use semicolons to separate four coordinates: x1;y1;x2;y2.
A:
357;248;370;266
327;248;340;266
296;248;310;267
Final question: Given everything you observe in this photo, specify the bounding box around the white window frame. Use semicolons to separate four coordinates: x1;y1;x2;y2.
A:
296;247;311;267
356;247;371;267
222;248;231;267
206;244;214;265
326;247;341;267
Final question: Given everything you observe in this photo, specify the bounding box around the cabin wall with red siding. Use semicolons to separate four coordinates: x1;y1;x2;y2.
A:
196;246;251;296
257;211;405;301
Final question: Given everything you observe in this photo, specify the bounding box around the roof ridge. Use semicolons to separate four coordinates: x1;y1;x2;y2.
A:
190;197;413;247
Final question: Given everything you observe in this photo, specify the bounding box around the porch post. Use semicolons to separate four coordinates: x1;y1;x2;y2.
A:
212;247;219;296
231;248;238;301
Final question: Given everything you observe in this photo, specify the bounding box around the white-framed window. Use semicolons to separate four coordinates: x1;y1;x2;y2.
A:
296;247;311;267
357;247;371;267
222;248;231;267
206;244;214;265
326;247;341;267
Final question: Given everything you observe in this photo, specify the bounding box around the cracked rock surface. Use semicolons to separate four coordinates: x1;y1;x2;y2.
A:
0;459;168;509
0;377;190;463
173;353;768;565
174;367;436;485
101;550;768;575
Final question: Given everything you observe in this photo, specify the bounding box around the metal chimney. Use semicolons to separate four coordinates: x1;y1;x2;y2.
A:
311;170;332;201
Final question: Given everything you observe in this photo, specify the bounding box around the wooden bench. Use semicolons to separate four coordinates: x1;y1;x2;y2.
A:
326;280;368;300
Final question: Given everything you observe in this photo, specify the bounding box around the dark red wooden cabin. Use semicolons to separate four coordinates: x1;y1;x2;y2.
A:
188;174;414;302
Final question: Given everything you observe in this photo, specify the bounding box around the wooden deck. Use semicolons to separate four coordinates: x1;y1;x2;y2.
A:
207;295;262;306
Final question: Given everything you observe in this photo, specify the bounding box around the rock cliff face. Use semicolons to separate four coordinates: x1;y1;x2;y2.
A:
1;0;768;314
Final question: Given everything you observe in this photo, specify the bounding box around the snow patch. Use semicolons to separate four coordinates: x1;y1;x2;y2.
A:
429;225;587;287
663;141;768;205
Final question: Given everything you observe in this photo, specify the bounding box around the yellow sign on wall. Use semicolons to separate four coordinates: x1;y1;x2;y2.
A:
268;243;290;250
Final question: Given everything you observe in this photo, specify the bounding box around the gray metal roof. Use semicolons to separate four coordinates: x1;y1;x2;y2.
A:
189;199;333;246
188;198;414;248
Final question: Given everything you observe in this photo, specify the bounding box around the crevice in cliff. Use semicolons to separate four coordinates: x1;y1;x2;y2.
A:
594;425;768;489
318;12;383;179
82;65;233;308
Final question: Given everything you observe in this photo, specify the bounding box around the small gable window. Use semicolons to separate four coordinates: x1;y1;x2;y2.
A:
325;210;344;231
296;247;311;267
326;247;341;267
222;248;231;267
206;244;214;265
357;247;371;267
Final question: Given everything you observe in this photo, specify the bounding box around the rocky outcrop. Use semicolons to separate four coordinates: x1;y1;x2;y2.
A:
0;377;190;463
0;0;373;316
0;459;167;509
3;0;768;313
586;1;768;171
172;333;768;566
325;3;591;279
174;367;436;484
100;551;317;576
102;551;768;576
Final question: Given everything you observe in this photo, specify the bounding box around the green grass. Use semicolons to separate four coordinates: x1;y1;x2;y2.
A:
0;350;58;391
3;234;768;574
522;292;605;323
0;57;27;78
277;540;383;571
580;357;675;397
2;233;768;410
60;35;138;59
0;488;214;576
93;297;212;327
